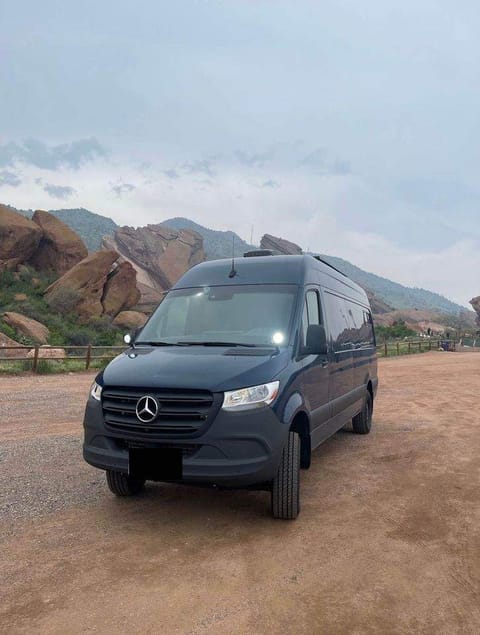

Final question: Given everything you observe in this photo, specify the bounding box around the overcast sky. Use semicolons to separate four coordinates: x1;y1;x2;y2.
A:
1;0;479;306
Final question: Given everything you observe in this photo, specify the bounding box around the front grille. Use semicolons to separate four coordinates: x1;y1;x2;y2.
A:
102;387;221;437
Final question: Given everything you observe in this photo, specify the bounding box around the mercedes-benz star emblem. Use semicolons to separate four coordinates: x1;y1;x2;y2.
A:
136;396;159;423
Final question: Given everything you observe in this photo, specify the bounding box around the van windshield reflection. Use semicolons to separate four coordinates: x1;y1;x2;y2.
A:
137;284;297;347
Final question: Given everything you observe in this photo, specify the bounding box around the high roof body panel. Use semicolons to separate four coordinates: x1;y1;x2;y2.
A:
173;255;369;306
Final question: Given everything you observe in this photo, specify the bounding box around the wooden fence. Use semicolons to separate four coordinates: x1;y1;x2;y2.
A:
0;345;125;372
376;339;456;357
0;338;461;372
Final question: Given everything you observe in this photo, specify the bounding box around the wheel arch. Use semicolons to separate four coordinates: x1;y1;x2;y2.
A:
289;410;311;469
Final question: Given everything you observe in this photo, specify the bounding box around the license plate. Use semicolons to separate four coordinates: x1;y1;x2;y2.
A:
129;447;183;481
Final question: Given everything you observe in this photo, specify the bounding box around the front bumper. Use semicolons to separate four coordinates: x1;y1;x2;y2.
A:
83;397;289;488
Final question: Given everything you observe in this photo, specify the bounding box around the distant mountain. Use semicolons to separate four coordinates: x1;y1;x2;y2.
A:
320;255;466;315
16;207;118;251
162;217;257;260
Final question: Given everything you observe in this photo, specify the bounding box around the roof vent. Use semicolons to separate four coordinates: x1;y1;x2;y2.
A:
243;249;274;258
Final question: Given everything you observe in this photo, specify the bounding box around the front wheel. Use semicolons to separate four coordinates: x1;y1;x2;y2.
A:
271;431;300;520
106;470;145;496
352;391;373;434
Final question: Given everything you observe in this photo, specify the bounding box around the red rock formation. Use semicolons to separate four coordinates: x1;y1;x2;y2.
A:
44;250;140;322
2;311;50;344
45;250;119;322
260;234;303;255
29;210;88;275
0;332;28;358
0;205;42;270
112;310;148;330
102;262;141;317
103;224;205;298
102;224;205;313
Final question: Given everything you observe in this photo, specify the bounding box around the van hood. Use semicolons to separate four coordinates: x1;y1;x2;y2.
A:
100;346;290;392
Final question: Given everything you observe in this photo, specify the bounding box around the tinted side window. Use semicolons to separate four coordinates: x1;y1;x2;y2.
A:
306;290;321;325
324;292;355;351
345;301;375;347
300;290;321;348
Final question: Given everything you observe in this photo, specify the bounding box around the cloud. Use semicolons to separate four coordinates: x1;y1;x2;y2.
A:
181;159;216;177
0;170;21;187
300;148;351;175
43;183;77;200
262;179;280;188
0;138;107;170
112;182;135;197
163;169;180;179
299;148;327;168
234;149;275;167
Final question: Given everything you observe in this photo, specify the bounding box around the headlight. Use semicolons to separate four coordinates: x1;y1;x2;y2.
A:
90;381;103;401
222;381;279;411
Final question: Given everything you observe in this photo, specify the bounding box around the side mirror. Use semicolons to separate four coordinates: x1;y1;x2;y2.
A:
305;324;328;356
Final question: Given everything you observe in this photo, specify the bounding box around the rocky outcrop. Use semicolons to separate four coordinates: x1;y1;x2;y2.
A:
29;210;88;275
260;234;303;255
0;205;42;270
45;250;140;323
45;250;118;321
27;345;66;359
2;312;50;344
102;262;141;317
112;310;148;330
0;332;27;358
135;283;164;313
470;297;480;325
103;224;205;306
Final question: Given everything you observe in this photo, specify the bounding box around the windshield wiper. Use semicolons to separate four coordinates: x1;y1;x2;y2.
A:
134;341;180;346
174;341;258;347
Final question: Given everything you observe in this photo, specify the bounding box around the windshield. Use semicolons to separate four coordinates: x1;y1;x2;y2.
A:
137;284;298;347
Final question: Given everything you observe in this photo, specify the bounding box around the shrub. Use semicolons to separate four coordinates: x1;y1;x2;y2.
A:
47;287;81;315
0;321;17;341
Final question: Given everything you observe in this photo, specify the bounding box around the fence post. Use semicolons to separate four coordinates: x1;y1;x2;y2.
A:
419;341;422;352
32;346;39;372
397;341;400;355
429;340;432;351
384;341;388;357
86;344;92;370
408;342;411;354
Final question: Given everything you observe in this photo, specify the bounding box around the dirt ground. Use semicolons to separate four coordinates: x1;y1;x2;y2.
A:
1;352;479;634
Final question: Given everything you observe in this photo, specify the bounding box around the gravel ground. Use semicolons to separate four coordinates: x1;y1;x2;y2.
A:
0;354;479;634
0;436;104;533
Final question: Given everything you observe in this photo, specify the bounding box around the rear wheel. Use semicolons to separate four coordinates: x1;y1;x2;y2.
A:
352;391;373;434
106;470;145;496
271;431;300;520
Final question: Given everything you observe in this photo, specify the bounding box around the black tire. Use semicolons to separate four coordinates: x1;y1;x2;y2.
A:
352;391;373;435
271;431;300;520
106;470;145;496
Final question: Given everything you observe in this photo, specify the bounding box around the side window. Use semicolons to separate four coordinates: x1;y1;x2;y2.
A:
306;291;320;326
324;292;354;351
345;300;375;348
300;290;321;349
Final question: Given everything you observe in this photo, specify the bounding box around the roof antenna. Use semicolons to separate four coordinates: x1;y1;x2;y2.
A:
229;234;237;278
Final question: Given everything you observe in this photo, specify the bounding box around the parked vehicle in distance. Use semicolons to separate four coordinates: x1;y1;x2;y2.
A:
83;252;378;519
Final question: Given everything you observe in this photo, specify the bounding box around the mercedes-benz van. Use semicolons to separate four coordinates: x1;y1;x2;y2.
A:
83;252;378;519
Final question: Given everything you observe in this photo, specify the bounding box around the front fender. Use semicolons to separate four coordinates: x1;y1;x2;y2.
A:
281;391;305;425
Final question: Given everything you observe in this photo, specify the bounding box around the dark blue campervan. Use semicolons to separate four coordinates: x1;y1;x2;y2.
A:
83;252;378;519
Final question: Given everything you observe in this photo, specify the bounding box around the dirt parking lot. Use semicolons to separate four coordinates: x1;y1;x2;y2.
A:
1;352;479;634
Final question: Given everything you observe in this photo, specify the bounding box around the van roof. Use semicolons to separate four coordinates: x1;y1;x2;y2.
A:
173;254;369;305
